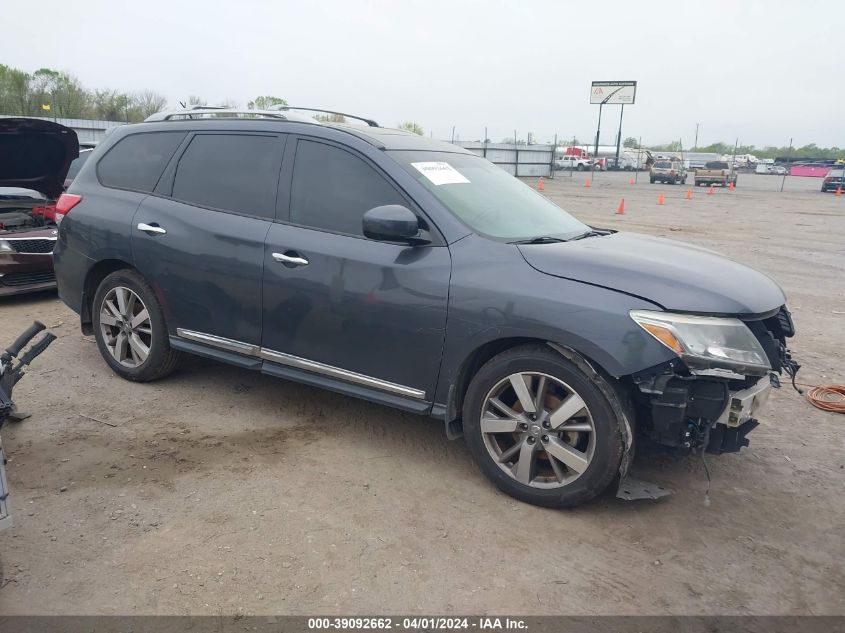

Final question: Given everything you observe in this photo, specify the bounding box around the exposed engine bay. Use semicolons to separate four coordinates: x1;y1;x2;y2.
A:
631;306;798;455
0;197;56;234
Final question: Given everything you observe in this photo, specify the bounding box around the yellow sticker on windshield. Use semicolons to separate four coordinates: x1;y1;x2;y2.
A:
411;161;470;185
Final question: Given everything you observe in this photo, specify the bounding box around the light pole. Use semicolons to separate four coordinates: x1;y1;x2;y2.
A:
694;123;700;150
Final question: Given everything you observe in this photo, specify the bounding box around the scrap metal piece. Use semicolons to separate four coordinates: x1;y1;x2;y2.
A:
616;475;672;501
0;445;12;531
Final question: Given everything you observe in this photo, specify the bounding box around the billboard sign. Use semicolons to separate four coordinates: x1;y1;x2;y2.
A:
590;81;637;105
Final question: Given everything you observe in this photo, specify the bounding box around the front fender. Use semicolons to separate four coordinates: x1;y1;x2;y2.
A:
434;235;676;407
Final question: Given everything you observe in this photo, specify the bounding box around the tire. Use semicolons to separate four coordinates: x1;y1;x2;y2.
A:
462;345;624;508
650;178;655;184
92;269;182;382
671;177;678;185
576;164;585;172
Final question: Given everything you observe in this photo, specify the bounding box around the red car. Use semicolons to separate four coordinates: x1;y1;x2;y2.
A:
0;118;79;296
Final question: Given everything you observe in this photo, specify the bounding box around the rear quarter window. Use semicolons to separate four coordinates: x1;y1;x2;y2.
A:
97;132;185;192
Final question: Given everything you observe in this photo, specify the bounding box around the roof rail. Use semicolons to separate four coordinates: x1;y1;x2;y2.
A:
144;108;317;123
270;106;379;128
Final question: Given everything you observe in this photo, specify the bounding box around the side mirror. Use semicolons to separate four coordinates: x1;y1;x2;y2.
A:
362;205;428;245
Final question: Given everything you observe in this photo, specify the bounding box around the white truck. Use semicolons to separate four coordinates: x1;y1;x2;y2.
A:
554;155;592;171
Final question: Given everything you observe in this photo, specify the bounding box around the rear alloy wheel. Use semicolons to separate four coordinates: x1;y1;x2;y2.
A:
99;286;152;368
463;345;623;507
93;269;182;382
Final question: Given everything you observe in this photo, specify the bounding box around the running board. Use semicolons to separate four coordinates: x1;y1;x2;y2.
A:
173;328;427;401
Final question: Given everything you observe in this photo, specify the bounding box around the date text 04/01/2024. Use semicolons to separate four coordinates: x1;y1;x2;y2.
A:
307;617;527;630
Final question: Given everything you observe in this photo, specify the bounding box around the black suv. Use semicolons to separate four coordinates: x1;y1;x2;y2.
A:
53;108;798;507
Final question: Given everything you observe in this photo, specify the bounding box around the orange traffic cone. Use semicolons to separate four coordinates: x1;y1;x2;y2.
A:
729;181;735;191
629;177;635;185
836;186;842;197
657;193;665;205
584;179;591;188
537;177;544;191
707;185;715;195
685;188;693;200
616;198;625;215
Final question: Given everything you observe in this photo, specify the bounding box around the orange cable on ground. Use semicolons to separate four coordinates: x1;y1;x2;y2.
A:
798;383;845;413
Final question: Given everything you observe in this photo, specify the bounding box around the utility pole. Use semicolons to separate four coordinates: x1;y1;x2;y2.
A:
592;101;603;184
614;104;624;169
780;137;793;193
732;138;739;171
635;136;642;184
694;123;700;150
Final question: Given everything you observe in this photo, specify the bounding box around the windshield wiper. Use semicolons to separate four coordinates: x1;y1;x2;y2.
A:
509;236;567;245
569;229;610;241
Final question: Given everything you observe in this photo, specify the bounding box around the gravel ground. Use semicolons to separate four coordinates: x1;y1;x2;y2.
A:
0;171;843;615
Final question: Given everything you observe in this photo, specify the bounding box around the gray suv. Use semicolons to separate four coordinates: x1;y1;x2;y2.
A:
52;108;798;507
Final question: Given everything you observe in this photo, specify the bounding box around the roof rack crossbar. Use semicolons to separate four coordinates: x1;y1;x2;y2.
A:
271;106;379;128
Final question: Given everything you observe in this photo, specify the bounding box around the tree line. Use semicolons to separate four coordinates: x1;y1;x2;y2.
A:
628;137;845;160
0;64;171;122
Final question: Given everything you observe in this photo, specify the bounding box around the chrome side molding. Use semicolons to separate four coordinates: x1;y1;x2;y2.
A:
175;328;426;400
176;329;259;356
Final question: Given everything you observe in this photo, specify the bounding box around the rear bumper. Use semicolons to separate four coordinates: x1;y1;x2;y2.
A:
52;240;92;315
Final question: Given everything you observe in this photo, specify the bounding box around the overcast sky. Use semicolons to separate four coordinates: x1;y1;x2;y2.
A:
2;0;840;148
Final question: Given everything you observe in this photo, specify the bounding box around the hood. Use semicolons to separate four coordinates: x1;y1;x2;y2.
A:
518;232;785;315
0;118;79;199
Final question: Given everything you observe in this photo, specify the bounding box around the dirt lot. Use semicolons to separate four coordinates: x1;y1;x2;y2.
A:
0;172;843;615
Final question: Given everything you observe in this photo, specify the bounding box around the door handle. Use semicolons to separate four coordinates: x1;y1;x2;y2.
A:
272;252;309;266
137;222;167;235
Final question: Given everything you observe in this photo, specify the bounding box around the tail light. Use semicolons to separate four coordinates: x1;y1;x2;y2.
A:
54;194;82;223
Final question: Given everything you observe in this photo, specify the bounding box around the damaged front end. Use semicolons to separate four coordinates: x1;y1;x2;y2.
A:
629;306;798;455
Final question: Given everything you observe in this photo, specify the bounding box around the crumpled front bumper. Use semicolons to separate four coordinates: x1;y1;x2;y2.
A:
717;379;772;428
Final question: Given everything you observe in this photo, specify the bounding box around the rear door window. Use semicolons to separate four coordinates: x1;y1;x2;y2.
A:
97;132;185;192
170;134;283;219
288;139;406;237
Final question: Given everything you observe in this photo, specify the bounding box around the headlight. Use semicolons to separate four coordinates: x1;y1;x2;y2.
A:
630;310;770;376
0;240;13;253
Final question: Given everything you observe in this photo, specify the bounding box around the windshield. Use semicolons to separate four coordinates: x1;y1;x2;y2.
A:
654;161;672;168
389;151;588;241
705;161;729;169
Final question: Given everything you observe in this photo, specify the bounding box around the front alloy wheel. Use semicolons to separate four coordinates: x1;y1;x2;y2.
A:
480;372;595;488
463;345;624;507
99;286;152;367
